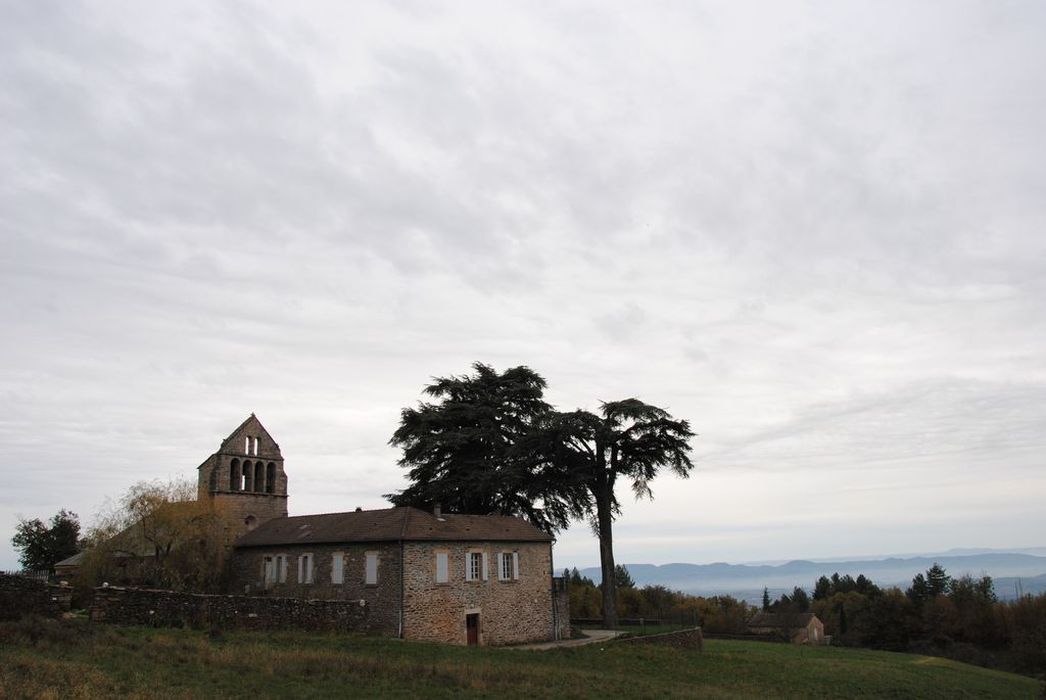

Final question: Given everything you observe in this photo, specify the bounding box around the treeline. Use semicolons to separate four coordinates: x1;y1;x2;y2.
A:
565;567;754;634
565;564;1046;675
801;565;1046;674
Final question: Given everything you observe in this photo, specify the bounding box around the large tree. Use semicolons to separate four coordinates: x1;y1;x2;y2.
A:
81;479;229;591
386;363;588;534
11;509;81;573
387;365;695;628
542;399;694;627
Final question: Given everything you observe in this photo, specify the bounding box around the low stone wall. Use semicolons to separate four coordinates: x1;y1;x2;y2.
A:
90;586;380;633
0;574;73;620
615;627;704;651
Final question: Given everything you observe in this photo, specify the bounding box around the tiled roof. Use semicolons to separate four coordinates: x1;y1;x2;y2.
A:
234;506;552;548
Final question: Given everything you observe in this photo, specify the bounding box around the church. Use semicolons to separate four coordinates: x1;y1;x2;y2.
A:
198;414;569;646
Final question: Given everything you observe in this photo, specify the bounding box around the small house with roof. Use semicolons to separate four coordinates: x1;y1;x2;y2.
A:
747;611;825;645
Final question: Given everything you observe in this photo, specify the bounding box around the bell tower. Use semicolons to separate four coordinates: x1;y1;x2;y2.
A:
197;414;289;540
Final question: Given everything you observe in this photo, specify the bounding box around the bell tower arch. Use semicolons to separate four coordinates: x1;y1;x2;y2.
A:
197;414;289;540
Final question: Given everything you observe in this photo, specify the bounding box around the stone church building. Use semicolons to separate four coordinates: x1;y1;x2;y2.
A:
199;414;569;646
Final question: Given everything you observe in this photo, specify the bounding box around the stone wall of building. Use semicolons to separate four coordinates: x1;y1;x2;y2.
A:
402;541;555;646
226;542;402;636
0;574;73;619
90;586;377;633
210;491;290;545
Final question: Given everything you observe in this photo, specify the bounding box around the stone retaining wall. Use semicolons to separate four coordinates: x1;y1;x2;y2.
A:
0;573;73;619
90;586;378;633
615;627;704;651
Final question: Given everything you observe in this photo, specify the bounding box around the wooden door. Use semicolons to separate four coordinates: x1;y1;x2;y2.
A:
466;613;480;646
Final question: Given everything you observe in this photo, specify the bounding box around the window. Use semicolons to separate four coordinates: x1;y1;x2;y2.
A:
252;437;259;456
245;436;251;454
498;552;519;581
435;551;449;583
365;551;378;585
263;556;275;584
298;553;314;584
276;554;287;583
466;551;488;582
331;552;344;584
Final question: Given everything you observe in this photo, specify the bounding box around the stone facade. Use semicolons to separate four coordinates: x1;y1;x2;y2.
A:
228;542;402;636
226;539;562;646
401;541;554;646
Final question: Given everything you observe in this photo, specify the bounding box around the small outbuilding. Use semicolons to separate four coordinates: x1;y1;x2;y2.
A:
747;611;825;645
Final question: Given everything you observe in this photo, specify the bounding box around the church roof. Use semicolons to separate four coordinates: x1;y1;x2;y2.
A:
234;506;552;548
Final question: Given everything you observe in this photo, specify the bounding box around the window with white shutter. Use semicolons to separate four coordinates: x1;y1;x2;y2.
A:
467;551;482;581
365;551;378;585
436;551;449;583
331;552;344;584
276;555;287;583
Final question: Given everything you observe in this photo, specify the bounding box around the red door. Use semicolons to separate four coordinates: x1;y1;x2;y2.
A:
466;613;480;646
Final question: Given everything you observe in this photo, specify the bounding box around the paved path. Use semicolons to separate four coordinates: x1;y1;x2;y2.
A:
511;628;624;651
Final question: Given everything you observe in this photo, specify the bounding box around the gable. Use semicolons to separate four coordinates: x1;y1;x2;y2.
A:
218;414;282;458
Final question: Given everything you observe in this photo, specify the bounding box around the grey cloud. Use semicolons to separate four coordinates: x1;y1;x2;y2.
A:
3;0;1046;569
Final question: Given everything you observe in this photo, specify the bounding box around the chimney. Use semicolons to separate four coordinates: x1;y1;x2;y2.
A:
433;503;441;517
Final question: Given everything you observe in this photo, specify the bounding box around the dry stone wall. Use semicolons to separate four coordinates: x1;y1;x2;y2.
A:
0;574;72;619
90;586;376;633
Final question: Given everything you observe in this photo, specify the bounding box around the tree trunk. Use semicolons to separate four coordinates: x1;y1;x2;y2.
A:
596;486;617;628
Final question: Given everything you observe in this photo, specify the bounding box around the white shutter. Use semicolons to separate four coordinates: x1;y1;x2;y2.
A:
497;553;506;581
436;552;449;583
277;555;287;583
365;552;378;585
465;553;473;581
512;552;519;580
481;552;489;581
297;556;304;583
332;552;344;584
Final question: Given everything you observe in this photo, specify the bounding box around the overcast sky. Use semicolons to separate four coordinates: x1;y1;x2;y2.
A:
3;1;1045;572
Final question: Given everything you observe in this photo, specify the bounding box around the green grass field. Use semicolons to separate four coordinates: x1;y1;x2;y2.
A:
0;618;1038;699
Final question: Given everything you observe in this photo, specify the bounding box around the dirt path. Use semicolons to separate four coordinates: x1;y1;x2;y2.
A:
510;628;624;650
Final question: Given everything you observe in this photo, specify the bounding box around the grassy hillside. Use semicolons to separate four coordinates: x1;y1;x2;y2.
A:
0;618;1038;699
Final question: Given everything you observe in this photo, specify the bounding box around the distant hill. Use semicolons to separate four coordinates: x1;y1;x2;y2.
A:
573;551;1046;603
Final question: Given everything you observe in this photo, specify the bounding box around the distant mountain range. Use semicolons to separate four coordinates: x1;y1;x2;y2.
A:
571;549;1046;604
